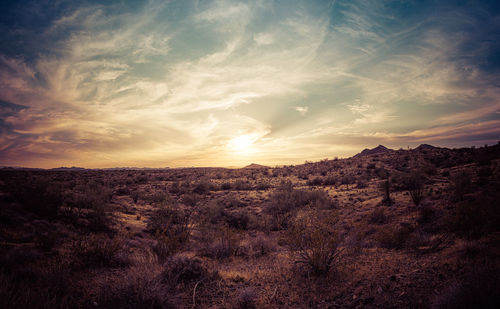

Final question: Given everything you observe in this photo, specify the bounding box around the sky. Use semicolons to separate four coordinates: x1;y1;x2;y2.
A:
0;0;499;168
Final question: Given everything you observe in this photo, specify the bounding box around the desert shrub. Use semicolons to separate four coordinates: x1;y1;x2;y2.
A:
248;236;276;257
96;266;176;309
0;247;42;274
237;287;257;309
255;181;271;190
234;180;251;191
375;167;389;179
449;195;500;239
369;208;387;224
307;177;323;186
197;200;249;230
403;172;426;206
34;231;59;252
160;255;208;288
341;175;355;189
199;226;240;259
10;177;63;218
431;266;500;309
417;203;435;224
181;193;200;207
477;166;492;178
377;224;414;249
285;209;341;275
379;179;393;205
66;181;113;230
71;234;128;269
88;204;111;232
224;210;250;230
134;174;149;184
449;171;471;201
144;191;170;204
356;178;368;188
148;205;191;259
220;182;232;190
323;176;337;186
265;182;334;230
169;181;180;194
192;180;212;194
0;261;77;309
423;164;437;176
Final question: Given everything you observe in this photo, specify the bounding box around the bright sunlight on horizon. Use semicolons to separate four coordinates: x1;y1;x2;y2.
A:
0;0;499;168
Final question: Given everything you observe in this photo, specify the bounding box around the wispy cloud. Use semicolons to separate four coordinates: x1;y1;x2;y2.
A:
294;106;308;116
0;0;499;167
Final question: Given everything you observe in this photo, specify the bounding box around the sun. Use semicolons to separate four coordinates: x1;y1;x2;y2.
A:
228;134;256;153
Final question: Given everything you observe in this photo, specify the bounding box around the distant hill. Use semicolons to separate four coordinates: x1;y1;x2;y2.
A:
242;163;270;169
415;144;439;151
50;166;86;171
355;145;393;157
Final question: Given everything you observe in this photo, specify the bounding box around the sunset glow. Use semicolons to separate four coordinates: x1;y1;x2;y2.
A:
0;0;499;168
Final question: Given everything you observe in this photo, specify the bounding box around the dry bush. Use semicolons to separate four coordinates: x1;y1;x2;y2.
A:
95;265;176;309
307;177;323;186
148;205;192;260
265;181;334;230
369;208;387;224
255;181;271;190
403;171;426;206
65;181;113;231
356;178;368;188
234;180;252;191
431;266;500;309
160;255;209;288
248;235;276;257
198;226;241;259
71;234;128;269
192;179;215;194
449;171;471;202
9;176;63;219
417;203;435;224
449;196;500;240
197;200;249;230
0;260;76;309
376;224;414;249
379;178;393;205
237;287;257;309
285;209;341;275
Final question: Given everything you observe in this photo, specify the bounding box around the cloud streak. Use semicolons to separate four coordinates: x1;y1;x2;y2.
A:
0;0;499;167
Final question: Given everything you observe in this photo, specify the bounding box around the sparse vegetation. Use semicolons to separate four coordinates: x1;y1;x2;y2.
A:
0;143;499;308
